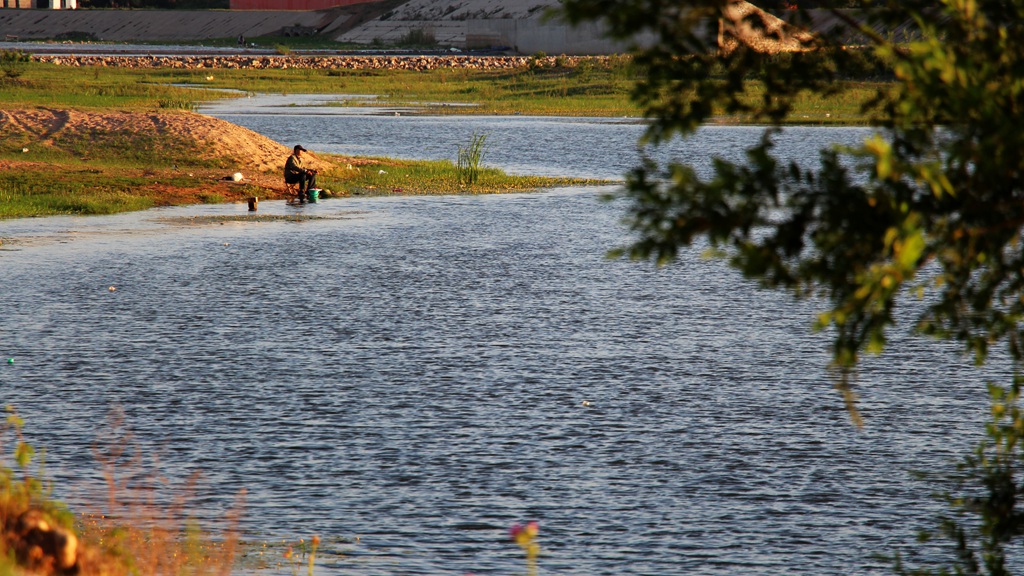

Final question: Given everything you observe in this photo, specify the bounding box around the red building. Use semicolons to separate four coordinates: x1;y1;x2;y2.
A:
229;0;379;10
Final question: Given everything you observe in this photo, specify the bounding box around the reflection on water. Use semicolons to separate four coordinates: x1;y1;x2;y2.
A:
0;107;998;575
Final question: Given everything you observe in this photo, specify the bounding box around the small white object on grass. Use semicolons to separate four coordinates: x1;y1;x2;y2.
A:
232;172;243;182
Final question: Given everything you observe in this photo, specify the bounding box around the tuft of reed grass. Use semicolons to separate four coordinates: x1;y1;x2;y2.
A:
456;132;487;186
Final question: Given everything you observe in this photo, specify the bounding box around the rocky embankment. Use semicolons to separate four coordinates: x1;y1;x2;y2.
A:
33;54;594;70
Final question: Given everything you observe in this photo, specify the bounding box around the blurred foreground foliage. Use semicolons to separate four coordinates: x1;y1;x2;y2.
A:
0;406;242;575
557;0;1024;573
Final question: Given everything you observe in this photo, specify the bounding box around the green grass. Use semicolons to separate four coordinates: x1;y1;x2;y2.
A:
1;59;894;122
457;132;487;185
0;173;155;218
323;156;604;197
0;72;214;109
736;81;887;125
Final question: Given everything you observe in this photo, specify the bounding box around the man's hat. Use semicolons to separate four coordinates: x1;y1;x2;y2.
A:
294;145;307;152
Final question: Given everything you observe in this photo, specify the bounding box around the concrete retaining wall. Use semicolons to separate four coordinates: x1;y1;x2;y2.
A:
229;0;370;12
0;3;878;54
0;9;337;41
466;20;656;55
336;19;654;54
0;8;645;52
336;19;465;45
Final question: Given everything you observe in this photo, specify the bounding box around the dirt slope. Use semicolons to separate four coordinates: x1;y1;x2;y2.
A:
0;108;308;172
0;108;340;204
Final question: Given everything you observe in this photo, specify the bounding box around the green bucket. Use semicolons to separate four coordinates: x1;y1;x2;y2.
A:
307;188;321;203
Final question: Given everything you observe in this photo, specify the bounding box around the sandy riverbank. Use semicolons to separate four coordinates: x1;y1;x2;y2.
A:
0;108;347;205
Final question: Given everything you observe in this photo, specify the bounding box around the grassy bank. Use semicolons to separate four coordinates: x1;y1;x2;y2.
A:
0;166;251;219
0;56;618;218
0;153;601;219
2;54;893;122
0;116;601;219
4;57;645;116
323;157;595;197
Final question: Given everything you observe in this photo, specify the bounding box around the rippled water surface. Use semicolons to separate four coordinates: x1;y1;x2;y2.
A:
200;94;875;180
0;102;1003;574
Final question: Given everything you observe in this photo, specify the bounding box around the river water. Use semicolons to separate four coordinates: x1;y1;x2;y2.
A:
0;98;1002;575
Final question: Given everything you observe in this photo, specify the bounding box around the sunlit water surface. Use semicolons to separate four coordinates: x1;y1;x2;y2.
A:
0;98;1004;574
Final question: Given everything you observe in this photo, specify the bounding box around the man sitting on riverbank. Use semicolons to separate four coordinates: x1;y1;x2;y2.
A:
284;144;317;203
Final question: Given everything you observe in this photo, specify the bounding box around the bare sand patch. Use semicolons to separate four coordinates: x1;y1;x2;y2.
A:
0;108;347;204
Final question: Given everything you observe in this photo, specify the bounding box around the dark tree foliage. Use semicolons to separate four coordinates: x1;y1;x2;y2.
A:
559;0;1024;386
558;0;1024;572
